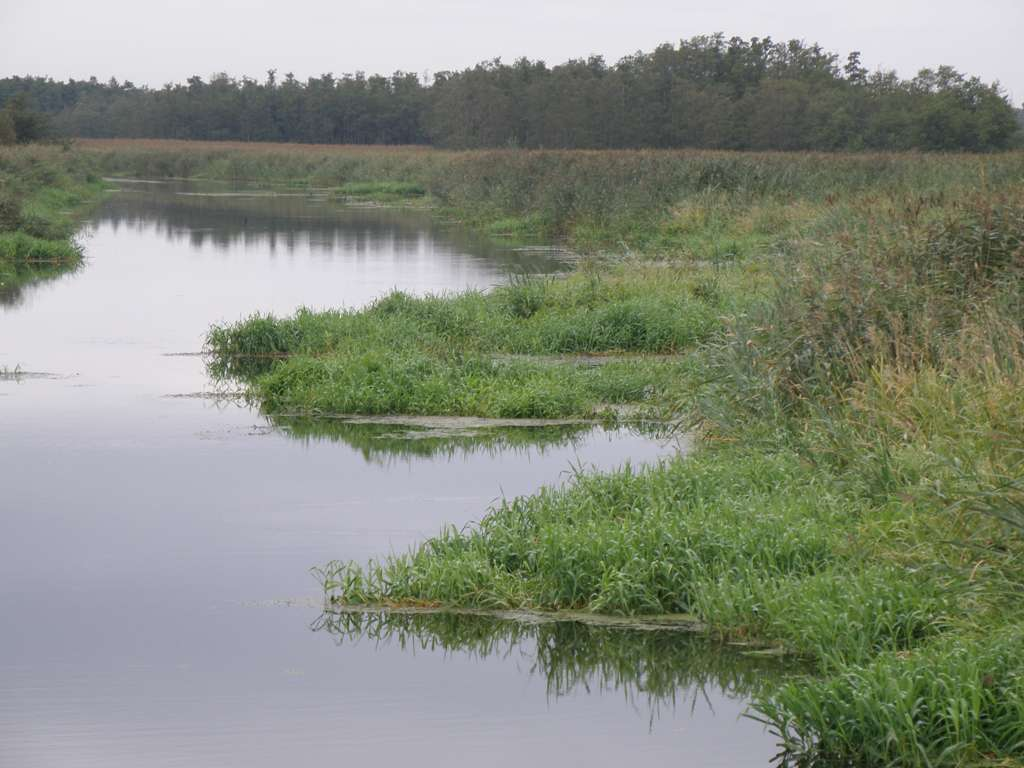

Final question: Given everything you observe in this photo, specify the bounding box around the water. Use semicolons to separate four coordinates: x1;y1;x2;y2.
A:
0;181;781;767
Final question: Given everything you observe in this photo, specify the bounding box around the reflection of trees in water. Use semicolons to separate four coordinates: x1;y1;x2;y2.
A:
312;609;793;717
272;416;600;465
5;183;569;307
95;187;568;275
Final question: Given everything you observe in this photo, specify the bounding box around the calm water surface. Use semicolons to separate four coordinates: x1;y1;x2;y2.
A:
0;181;780;767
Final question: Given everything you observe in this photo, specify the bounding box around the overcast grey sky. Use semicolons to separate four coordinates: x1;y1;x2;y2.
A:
2;0;1021;102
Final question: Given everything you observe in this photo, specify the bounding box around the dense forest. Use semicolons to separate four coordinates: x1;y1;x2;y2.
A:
1;35;1020;150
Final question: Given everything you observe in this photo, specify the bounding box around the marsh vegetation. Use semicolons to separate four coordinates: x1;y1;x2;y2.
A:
6;139;1024;765
0;145;106;301
205;267;711;419
195;145;1024;766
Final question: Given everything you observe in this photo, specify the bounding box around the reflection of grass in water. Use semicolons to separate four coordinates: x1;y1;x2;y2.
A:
312;609;794;711
0;254;82;307
270;416;674;464
205;280;706;420
273;417;593;463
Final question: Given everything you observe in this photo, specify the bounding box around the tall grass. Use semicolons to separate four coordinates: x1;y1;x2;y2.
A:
682;187;1024;764
758;625;1024;766
318;448;957;662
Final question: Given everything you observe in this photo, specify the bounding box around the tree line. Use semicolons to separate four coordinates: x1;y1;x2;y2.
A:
2;35;1020;151
0;94;53;145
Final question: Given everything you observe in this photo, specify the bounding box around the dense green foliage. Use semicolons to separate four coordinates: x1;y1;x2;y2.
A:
0;94;52;146
4;35;1020;150
207;267;718;418
759;625;1024;765
0;145;104;300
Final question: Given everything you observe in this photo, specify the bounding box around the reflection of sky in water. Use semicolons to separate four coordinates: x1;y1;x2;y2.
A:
0;181;778;767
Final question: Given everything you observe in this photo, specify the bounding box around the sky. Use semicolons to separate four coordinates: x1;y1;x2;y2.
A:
1;0;1021;103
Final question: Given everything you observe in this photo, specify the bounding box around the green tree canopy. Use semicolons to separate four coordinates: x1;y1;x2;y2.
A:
1;36;1018;151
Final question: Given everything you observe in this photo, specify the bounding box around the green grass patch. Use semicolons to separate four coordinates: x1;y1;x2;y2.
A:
333;180;427;200
249;352;690;419
0;144;107;298
0;230;80;269
759;624;1024;766
0;230;82;294
207;264;729;419
318;446;957;664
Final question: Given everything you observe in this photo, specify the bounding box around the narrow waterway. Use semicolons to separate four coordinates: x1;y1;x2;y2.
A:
0;180;782;767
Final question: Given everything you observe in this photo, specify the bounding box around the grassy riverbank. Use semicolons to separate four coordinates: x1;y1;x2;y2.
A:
0;145;107;300
29;140;1024;764
205;146;1024;766
305;182;1023;765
